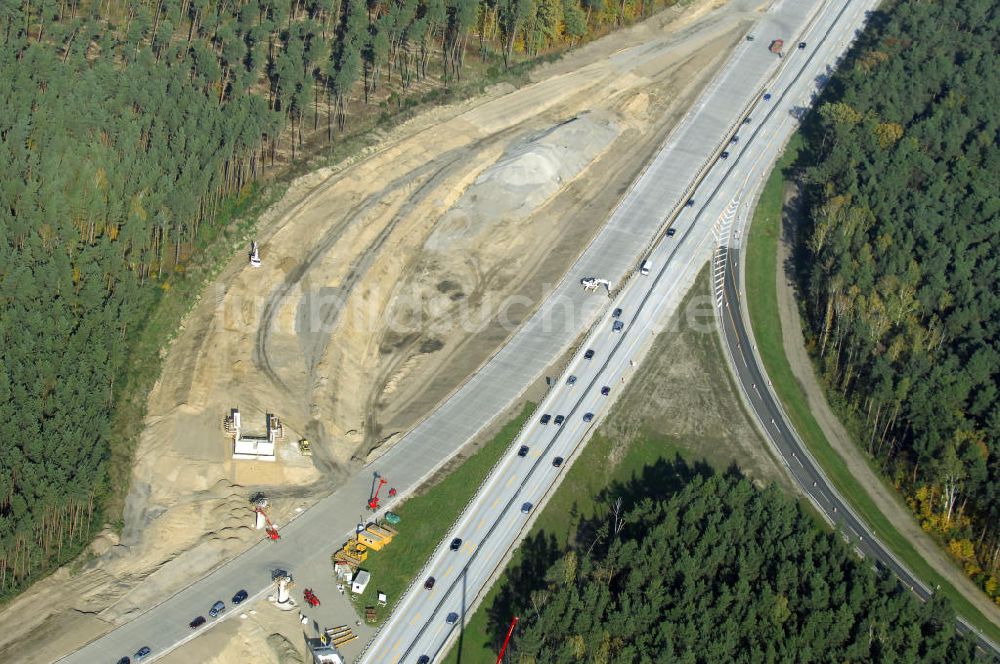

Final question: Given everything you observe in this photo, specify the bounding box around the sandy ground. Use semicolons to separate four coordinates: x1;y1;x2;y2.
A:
0;2;771;662
601;266;791;489
777;186;1000;629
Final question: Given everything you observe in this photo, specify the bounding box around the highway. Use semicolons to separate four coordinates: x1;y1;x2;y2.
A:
358;0;973;661
56;0;999;662
713;23;1000;664
58;1;798;662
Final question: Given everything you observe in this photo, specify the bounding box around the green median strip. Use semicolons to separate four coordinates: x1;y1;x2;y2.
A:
353;402;536;624
744;135;1000;646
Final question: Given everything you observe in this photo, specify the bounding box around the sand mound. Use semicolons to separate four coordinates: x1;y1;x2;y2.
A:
0;1;743;660
266;633;305;663
425;113;620;252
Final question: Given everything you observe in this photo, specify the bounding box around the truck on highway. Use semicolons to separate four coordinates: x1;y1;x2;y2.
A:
769;39;784;56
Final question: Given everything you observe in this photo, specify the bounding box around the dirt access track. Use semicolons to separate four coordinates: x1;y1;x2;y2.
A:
0;1;767;661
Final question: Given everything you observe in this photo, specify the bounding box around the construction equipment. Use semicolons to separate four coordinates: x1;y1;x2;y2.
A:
580;277;612;293
769;39;784;56
358;530;386;551
249;241;262;267
364;606;377;623
275;572;294;604
333;538;368;569
303;588;321;607
368;476;388;511
324;626;357;648
366;523;397;543
255;506;280;541
496;617;519;664
298;438;312;456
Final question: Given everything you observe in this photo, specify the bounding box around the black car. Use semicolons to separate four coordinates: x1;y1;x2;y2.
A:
743;116;752;124
190;616;207;629
584;349;595;360
600;386;611;396
450;537;463;551
685;198;695;207
418;657;431;664
583;412;594;422
540;414;551;425
763;92;772;101
518;445;529;457
117;658;131;664
552;457;564;468
232;589;248;605
566;374;577;385
666;228;677;237
135;647;152;661
446;612;460;625
424;576;436;590
612;308;622;318
612;320;624;332
730;135;739;144
554;415;565;425
720;151;730;159
798;41;806;49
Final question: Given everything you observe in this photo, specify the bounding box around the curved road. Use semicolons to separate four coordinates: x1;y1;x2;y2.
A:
361;0;1000;661
54;0;999;662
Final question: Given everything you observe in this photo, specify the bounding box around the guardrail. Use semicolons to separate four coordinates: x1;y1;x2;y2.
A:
355;24;797;664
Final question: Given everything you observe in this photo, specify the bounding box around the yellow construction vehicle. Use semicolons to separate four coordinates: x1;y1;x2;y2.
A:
333;538;368;568
358;530;386;551
298;438;312;456
366;523;396;543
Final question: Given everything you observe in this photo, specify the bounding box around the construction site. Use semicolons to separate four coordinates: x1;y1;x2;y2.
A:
0;1;761;662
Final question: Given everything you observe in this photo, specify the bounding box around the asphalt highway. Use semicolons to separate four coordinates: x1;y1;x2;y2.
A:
714;23;1000;664
357;0;994;661
58;1;794;662
57;0;999;662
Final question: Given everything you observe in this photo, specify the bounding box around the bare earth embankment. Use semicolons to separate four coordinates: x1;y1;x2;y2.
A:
0;1;771;661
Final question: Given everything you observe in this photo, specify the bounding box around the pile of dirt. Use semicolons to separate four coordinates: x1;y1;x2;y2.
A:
425;112;620;252
265;633;305;664
0;1;750;661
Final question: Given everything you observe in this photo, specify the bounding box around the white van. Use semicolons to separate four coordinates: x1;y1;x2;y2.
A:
640;260;651;276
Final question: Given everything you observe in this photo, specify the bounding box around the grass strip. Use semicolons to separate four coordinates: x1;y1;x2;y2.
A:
354;402;536;623
744;135;1000;645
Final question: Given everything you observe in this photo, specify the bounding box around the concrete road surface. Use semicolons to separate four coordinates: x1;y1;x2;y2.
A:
357;0;997;662
54;1;787;662
56;0;998;662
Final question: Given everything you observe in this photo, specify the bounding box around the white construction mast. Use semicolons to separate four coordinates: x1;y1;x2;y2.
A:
249;241;262;267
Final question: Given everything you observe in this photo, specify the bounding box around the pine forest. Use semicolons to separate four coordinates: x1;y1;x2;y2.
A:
495;470;978;662
797;0;1000;604
0;0;680;598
